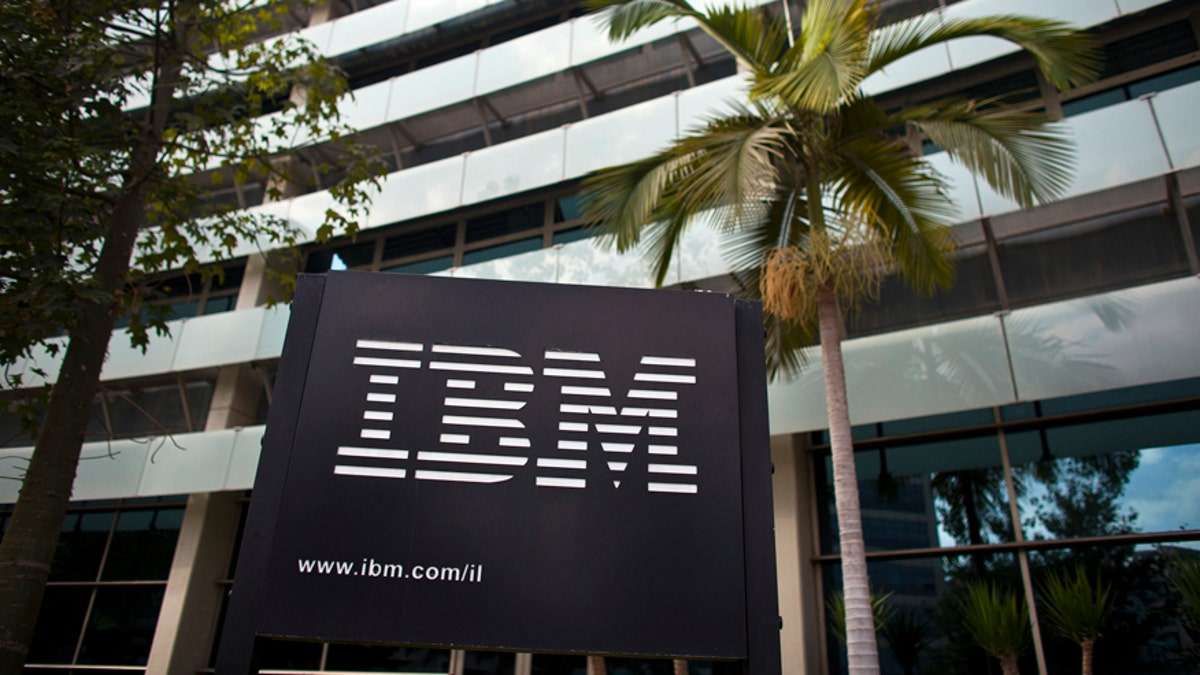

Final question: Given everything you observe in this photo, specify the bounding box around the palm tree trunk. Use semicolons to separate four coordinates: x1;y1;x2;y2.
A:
817;285;880;675
672;658;688;675
1081;638;1095;675
999;654;1021;675
587;655;606;675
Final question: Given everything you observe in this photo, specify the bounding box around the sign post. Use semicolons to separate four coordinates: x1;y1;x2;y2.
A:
217;271;780;674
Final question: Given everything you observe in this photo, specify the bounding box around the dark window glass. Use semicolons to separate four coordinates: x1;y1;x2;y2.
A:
464;203;542;243
996;205;1189;307
202;294;237;315
324;644;452;672
104;385;187;439
76;585;166;666
461;237;542;266
383;223;458;260
383;254;455;275
1128;63;1200;98
1061;87;1127;117
821;552;1018;675
331;241;377;269
605;657;674;675
50;511;114;582
211;264;245;291
464;651;515;675
26;586;92;664
1099;20;1197;80
849;244;999;337
183;379;215;432
815;434;1011;554
1008;409;1200;539
554;195;584;223
961;69;1040;107
552;226;591;245
101;508;185;581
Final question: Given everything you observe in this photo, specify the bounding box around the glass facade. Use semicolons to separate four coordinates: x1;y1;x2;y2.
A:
812;378;1200;674
3;498;188;671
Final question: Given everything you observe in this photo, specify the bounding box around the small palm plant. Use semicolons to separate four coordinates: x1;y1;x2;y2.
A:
959;582;1030;675
1169;554;1200;664
827;589;895;646
1038;566;1114;675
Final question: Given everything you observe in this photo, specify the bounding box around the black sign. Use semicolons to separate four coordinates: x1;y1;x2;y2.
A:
218;272;779;672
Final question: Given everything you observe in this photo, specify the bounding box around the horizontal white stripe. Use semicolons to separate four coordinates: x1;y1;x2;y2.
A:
442;415;525;429
544;367;605;379
417;451;528;466
366;392;397;403
620;407;678;419
433;344;521;358
601;442;634;453
560;404;616;415
440;434;470;445
558;440;588;451
337;447;409;460
649;427;677;436
499;436;530;448
536;477;586;489
561;386;611;397
357;340;423;352
354;357;421;369
607;461;628;472
544;351;600;362
446;379;475;389
634;373;696;384
335;465;407;479
369;375;399;385
640;356;696;368
505;382;534;392
445;397;526;411
649;464;697;475
628;389;677;400
649;482;697;494
648;445;678;455
595;424;641;435
431;361;533;375
360;429;391;440
559;422;588;432
415;470;512;483
537;458;587;470
363;411;394;421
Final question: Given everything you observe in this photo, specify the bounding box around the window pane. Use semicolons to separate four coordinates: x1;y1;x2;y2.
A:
605;657;674;675
551;226;591;245
461;237;541;267
50;511;114;582
464;650;515;675
383;255;455;275
1029;544;1197;673
1008;411;1200;539
822;552;1019;675
815;434;1012;554
104;385;187;439
26;586;92;664
383;223;458;260
101;508;184;581
183;379;215;432
256;637;322;671
464;203;542;243
324;644;451;672
77;585;166;666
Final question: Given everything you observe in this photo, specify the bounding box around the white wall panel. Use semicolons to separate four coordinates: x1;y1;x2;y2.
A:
1152;80;1200;171
325;0;409;57
461;128;566;203
171;307;266;372
137;429;236;497
365;156;466;229
475;23;572;96
564;95;678;177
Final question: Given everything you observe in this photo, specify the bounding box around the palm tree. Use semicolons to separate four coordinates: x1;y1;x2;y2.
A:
960;582;1030;675
1038;566;1114;675
580;1;1096;672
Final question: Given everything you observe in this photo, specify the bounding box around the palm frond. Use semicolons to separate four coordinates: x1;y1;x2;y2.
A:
1038;566;1114;645
753;0;873;112
906;101;1075;208
869;14;1099;92
579;149;690;253
828;134;957;293
585;0;694;41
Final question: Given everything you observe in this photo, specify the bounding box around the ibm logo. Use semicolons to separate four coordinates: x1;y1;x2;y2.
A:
332;339;700;495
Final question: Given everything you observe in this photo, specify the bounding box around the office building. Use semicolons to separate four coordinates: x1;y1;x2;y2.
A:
2;0;1199;673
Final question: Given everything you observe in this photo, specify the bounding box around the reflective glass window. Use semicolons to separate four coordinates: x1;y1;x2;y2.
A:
101;507;185;581
324;644;452;672
50;511;114;582
76;585;166;665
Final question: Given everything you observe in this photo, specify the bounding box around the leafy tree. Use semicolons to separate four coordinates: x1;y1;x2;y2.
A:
0;0;382;669
580;0;1096;671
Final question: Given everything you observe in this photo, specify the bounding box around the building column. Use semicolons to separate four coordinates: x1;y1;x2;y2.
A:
772;433;821;675
144;490;243;675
